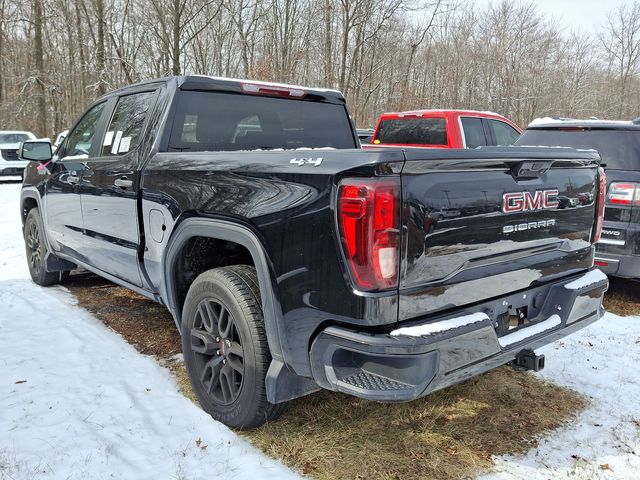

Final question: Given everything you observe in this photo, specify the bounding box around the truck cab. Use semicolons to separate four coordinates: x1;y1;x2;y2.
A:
370;109;521;149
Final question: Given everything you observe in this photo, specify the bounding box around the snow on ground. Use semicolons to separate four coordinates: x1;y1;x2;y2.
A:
480;312;640;480
0;180;299;479
2;178;640;480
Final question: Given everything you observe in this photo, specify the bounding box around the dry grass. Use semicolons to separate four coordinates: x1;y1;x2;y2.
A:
249;370;585;479
65;271;587;480
65;273;181;357
603;277;640;317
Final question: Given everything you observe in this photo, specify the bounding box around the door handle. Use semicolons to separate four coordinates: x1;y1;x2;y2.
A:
114;177;133;189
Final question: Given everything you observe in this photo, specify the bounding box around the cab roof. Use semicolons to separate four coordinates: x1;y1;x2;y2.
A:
100;75;346;103
379;109;506;118
527;117;640;130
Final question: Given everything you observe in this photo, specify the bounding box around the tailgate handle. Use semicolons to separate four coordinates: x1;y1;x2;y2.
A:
509;160;553;179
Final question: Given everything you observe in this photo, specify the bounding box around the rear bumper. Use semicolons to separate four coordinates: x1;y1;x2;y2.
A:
0;166;25;176
309;269;608;401
0;159;27;176
596;218;640;278
595;250;640;279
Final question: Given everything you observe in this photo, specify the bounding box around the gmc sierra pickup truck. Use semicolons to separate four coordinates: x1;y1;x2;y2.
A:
19;76;608;429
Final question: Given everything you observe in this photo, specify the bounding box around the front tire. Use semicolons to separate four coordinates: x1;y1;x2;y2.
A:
181;265;288;429
23;208;67;286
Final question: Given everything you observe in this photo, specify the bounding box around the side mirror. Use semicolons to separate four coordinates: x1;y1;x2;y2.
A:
20;140;53;162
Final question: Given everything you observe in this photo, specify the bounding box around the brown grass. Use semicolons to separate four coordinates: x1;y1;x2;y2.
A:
249;370;585;480
603;277;640;317
65;271;587;480
65;273;181;357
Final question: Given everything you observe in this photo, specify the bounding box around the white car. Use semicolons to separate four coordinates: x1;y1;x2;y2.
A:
53;129;69;152
0;130;37;177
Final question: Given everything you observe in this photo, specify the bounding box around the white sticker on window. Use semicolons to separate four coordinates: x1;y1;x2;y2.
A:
103;131;114;146
111;131;123;155
119;136;132;153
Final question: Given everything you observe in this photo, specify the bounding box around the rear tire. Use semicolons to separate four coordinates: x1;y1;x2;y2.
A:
181;265;289;429
23;208;68;286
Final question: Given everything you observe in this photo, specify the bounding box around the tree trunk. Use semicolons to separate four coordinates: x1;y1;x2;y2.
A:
172;0;181;75
0;0;5;103
75;0;87;108
96;0;106;95
34;0;47;137
323;0;333;86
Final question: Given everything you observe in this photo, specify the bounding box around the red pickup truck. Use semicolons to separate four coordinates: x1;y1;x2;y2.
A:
370;109;522;148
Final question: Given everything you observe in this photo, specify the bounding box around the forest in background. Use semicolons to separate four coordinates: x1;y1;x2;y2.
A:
2;0;640;138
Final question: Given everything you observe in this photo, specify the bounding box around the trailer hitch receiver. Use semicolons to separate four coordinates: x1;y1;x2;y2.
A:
510;349;545;372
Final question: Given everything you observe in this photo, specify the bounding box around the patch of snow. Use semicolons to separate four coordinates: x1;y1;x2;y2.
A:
170;352;185;362
564;269;607;290
497;315;562;348
479;312;640;479
389;108;504;117
511;144;600;155
390;312;488;337
294;147;336;150
200;147;336;153
528;116;633;127
0;182;299;479
189;74;342;95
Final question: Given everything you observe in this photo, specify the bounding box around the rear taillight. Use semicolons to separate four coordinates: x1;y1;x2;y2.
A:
337;178;400;290
593;167;606;243
607;182;637;205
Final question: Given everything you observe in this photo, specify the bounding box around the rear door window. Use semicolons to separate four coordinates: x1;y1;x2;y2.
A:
375;117;447;145
516;129;640;170
488;119;520;146
167;91;356;151
102;91;156;156
460;117;487;148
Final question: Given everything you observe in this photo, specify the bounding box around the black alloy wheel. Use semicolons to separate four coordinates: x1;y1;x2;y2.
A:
23;208;67;286
181;265;289;429
26;218;43;274
190;298;245;405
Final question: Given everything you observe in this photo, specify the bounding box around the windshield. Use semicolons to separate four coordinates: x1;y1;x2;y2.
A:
374;117;447;145
167;91;357;151
0;133;31;143
516;128;640;170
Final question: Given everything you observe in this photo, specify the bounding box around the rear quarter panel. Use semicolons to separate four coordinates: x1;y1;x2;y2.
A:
140;149;405;376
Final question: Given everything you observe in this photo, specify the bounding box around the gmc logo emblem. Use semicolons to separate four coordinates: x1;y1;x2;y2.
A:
502;189;559;213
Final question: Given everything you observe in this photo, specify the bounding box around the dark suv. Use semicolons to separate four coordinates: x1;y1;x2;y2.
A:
516;119;640;278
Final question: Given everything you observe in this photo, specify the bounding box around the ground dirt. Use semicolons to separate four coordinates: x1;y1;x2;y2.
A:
603;276;640;317
65;270;594;480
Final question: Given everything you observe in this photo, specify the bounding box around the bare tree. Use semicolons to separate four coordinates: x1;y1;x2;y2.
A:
33;0;47;136
3;0;640;134
601;1;640;117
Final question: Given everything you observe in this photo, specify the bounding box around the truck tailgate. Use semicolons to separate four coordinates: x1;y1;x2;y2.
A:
399;148;600;321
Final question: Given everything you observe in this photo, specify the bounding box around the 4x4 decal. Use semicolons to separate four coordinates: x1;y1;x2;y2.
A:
290;157;323;167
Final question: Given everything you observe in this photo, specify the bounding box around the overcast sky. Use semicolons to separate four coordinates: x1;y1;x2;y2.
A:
475;0;629;33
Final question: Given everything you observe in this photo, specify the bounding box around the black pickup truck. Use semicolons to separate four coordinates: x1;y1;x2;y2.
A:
19;76;608;429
